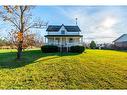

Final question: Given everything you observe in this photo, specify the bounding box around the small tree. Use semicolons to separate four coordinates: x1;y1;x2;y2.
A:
90;41;96;49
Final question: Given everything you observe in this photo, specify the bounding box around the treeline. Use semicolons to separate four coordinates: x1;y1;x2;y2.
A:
0;38;10;46
0;32;44;49
85;41;114;50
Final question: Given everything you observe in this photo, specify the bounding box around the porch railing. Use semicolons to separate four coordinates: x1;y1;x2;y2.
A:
44;42;83;47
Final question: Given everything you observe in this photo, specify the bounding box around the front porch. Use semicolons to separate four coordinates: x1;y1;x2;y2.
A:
44;36;83;47
44;35;83;52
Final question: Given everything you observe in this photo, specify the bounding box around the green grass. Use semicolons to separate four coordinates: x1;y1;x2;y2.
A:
0;49;127;89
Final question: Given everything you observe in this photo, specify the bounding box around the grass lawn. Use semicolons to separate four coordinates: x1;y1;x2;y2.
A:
0;49;127;89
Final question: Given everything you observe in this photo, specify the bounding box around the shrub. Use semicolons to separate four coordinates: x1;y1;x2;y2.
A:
90;41;96;49
70;45;85;53
41;45;58;53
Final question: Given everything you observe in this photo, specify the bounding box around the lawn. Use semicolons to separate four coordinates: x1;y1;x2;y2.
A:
0;49;127;89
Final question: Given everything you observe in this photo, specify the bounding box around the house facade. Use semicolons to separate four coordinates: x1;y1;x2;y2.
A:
113;34;127;49
44;24;83;51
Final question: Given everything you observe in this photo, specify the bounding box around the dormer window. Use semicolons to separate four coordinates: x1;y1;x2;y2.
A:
61;30;65;34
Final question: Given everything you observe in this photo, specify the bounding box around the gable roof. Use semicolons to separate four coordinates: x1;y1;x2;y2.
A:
46;24;81;32
46;25;61;31
113;34;127;42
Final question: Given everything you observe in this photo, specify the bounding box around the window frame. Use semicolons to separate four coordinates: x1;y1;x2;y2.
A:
69;38;73;43
61;30;65;35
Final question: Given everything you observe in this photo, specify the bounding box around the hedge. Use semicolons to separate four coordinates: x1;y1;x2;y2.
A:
70;45;85;53
41;45;58;53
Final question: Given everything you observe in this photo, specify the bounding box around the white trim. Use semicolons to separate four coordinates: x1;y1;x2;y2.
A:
45;42;83;47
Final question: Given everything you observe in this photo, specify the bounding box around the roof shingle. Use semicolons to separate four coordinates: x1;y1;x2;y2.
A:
46;25;81;32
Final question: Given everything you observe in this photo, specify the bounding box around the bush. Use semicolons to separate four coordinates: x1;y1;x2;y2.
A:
70;46;85;53
41;45;58;53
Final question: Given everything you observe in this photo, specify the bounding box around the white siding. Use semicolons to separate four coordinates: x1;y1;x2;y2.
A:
66;32;79;35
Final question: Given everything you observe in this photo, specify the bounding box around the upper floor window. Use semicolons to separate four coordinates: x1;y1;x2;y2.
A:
61;30;65;34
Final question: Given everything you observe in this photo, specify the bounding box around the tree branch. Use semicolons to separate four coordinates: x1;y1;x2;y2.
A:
9;6;20;17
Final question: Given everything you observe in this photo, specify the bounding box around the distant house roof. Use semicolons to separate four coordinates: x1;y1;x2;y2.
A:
46;24;81;32
113;34;127;42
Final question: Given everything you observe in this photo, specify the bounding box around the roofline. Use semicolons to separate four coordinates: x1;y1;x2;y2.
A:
47;24;78;27
45;35;83;37
46;24;64;32
46;24;81;32
46;25;61;31
113;34;127;42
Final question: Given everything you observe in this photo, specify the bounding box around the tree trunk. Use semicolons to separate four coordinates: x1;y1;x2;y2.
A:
17;41;23;59
17;6;24;60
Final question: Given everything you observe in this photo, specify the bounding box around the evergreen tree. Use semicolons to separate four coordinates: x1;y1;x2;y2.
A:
90;41;96;49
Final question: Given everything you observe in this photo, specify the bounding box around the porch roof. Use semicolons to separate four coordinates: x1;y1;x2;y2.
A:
45;35;83;37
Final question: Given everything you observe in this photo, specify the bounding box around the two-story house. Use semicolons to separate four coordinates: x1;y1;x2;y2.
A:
44;24;83;52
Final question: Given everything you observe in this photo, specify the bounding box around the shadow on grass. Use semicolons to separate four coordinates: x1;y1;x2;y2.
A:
0;49;80;69
112;49;127;53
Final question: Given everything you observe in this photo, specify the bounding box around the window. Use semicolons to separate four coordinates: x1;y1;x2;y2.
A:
55;38;60;44
61;30;65;34
69;38;73;43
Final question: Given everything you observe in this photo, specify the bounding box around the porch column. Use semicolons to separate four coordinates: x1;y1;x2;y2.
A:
54;37;55;45
60;37;62;46
45;37;46;44
60;37;62;52
66;37;68;52
65;37;67;46
81;37;83;44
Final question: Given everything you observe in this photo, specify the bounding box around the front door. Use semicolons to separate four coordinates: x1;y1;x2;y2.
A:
60;37;68;52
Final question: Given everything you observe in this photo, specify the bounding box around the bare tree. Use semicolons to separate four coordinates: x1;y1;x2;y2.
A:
23;31;36;49
8;30;18;49
0;6;47;59
34;34;44;47
7;30;37;49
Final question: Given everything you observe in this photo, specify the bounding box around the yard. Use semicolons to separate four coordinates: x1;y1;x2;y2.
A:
0;49;127;89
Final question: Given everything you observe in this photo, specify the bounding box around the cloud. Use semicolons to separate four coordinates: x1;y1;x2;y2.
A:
58;6;127;43
100;16;117;29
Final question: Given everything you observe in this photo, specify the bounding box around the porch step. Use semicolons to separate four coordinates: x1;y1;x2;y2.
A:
59;47;68;52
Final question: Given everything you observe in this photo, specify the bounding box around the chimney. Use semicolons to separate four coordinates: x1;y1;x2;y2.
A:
75;18;78;25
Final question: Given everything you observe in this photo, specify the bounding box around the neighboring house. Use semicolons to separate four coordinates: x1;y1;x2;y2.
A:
113;34;127;49
44;24;83;52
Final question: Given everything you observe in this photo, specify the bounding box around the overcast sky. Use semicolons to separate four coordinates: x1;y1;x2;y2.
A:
0;6;127;44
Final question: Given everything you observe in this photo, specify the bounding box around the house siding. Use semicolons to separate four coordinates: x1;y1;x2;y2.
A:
114;41;127;48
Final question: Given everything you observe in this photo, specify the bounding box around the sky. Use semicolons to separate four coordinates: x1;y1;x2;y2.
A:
0;6;127;44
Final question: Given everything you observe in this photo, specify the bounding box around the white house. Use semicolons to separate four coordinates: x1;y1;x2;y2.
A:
113;34;127;49
44;24;83;52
